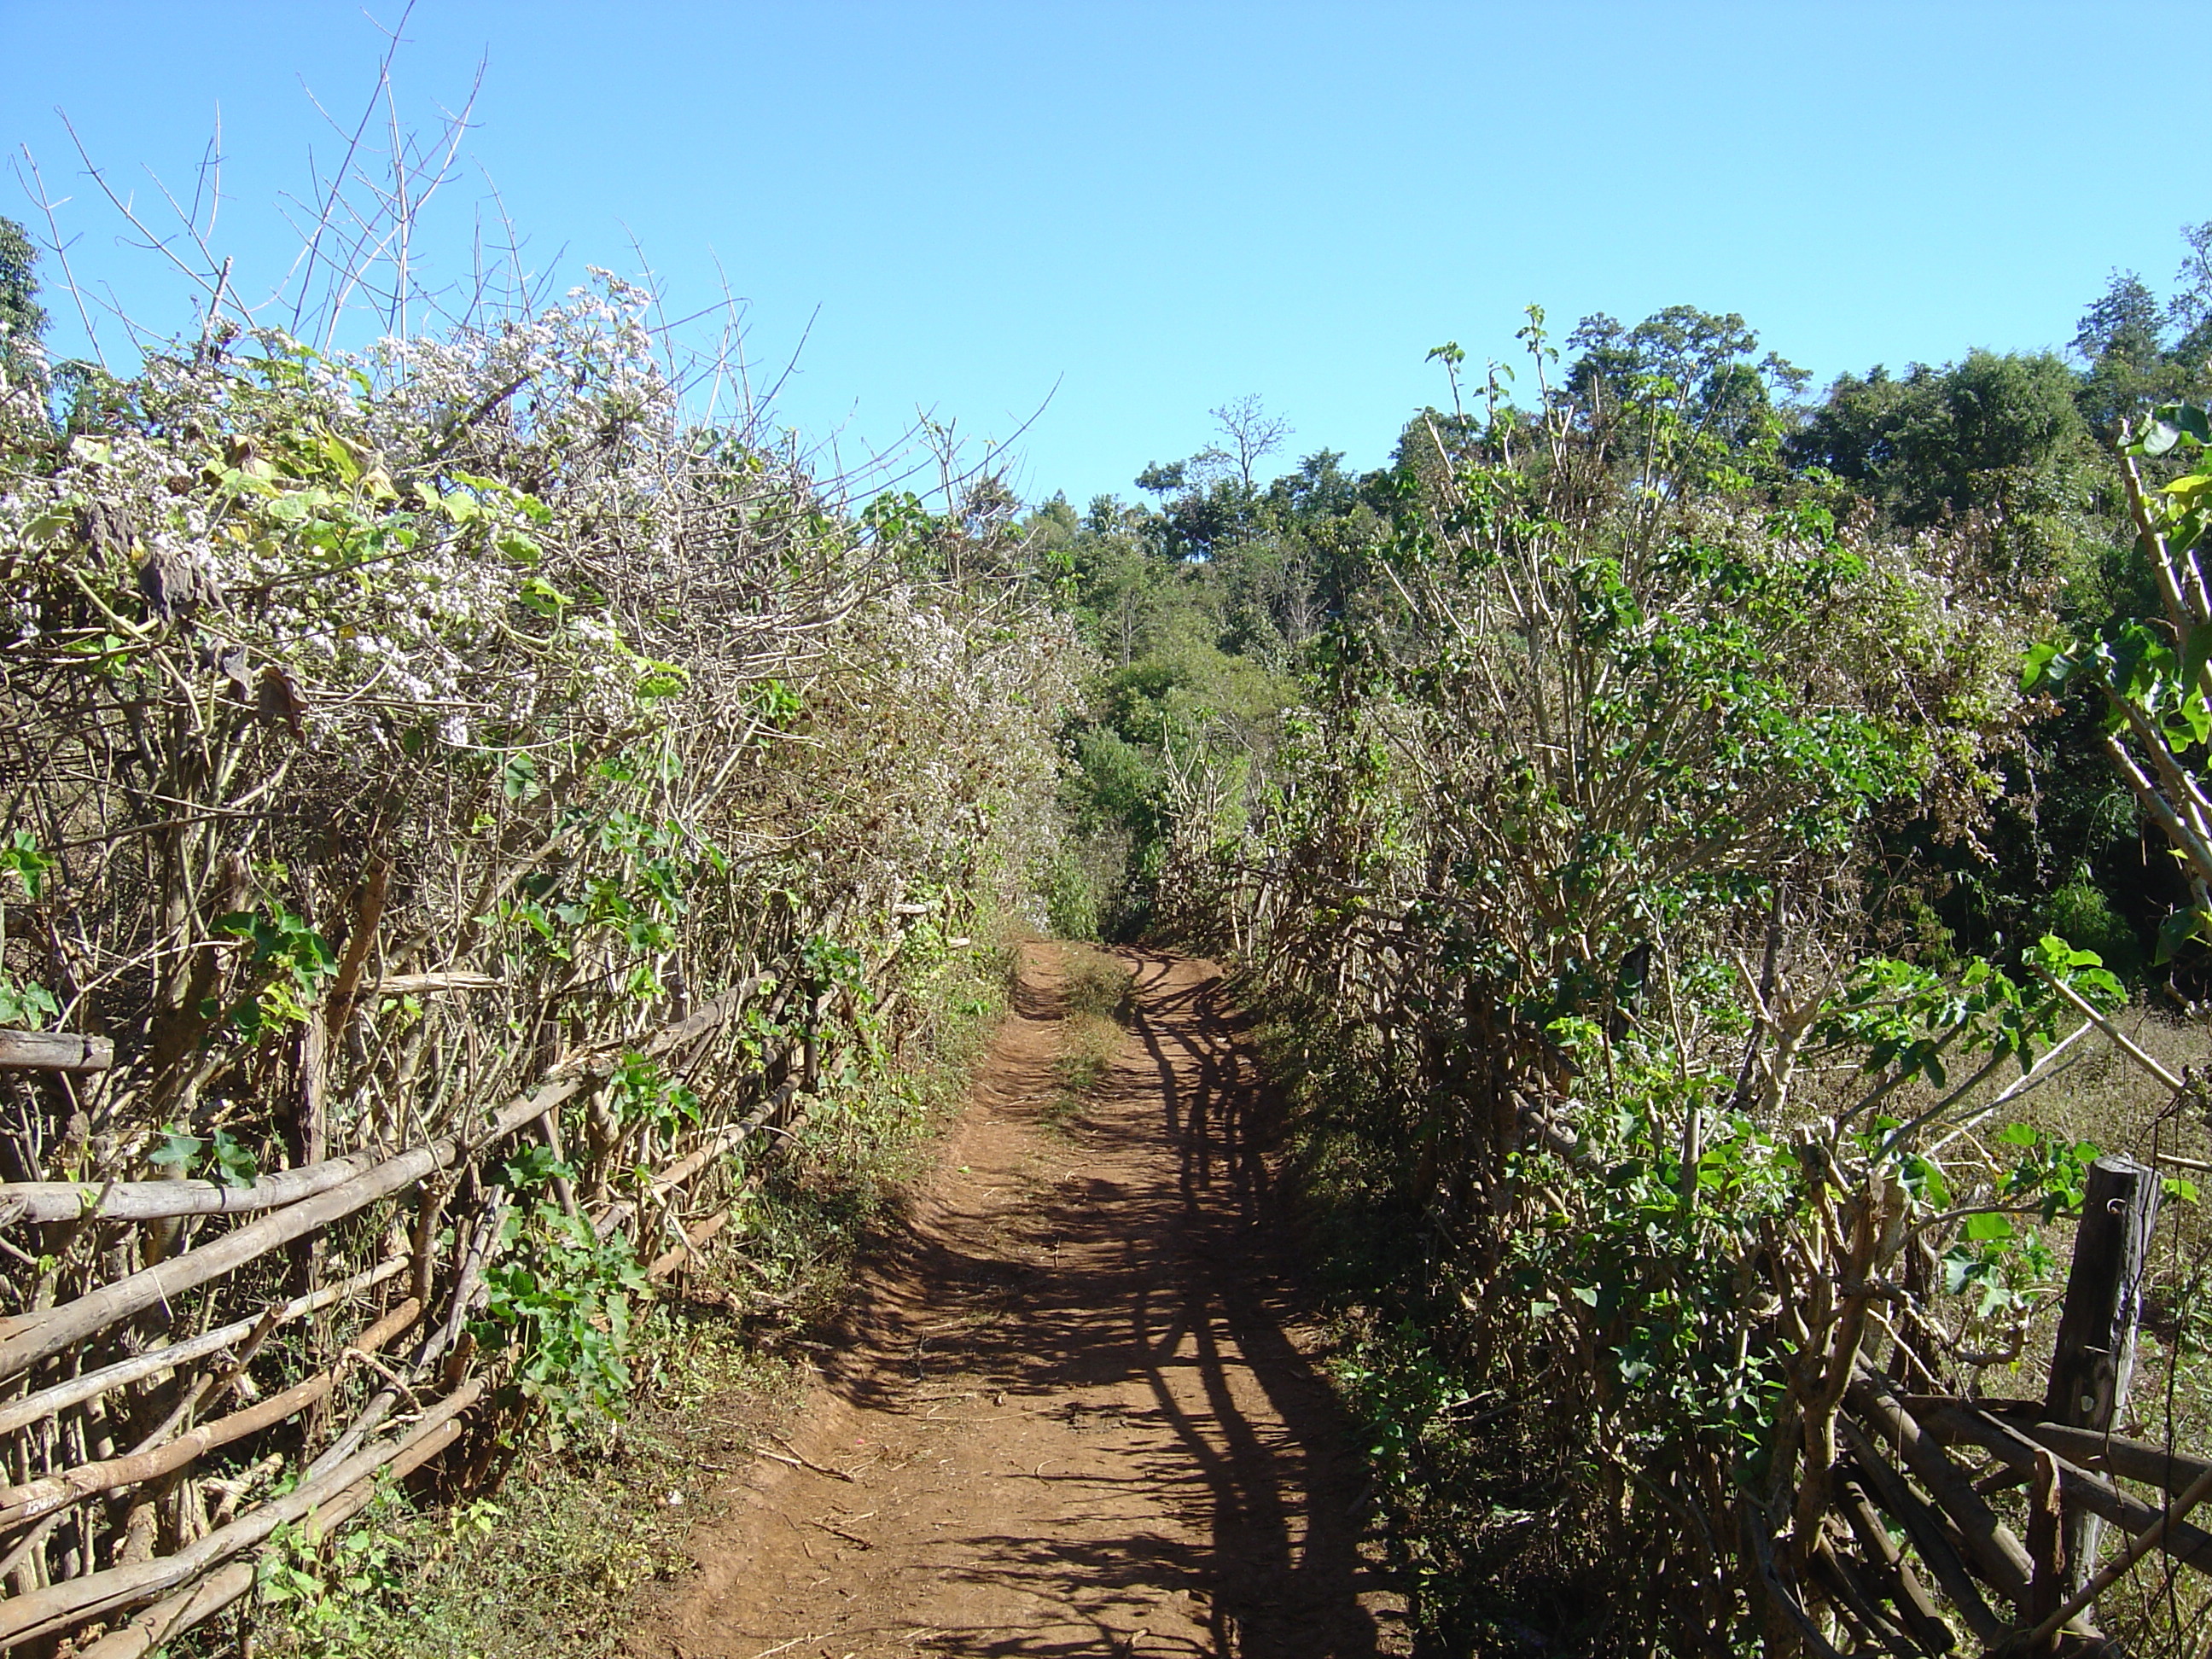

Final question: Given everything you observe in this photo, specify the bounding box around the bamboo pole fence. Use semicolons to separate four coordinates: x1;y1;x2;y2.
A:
1209;844;2212;1656
0;901;933;1656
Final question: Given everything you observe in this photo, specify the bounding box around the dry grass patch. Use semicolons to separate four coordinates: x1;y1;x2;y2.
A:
1042;945;1132;1134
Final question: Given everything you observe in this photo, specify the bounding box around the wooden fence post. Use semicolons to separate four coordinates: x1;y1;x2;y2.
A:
2044;1154;2162;1598
802;991;826;1095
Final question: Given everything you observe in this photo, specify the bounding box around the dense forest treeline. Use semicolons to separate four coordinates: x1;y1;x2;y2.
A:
1039;247;2212;986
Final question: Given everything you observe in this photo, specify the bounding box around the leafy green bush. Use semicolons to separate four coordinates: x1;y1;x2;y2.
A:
1167;315;2206;1651
2040;871;2146;976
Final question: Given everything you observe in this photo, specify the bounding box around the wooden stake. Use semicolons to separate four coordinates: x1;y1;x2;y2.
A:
2026;1447;2065;1653
2045;1155;2161;1598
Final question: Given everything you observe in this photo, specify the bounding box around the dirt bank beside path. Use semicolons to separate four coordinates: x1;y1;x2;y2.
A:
626;943;1410;1659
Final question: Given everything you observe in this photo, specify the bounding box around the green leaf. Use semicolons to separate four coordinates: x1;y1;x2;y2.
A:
2181;623;2212;699
1941;1245;1979;1295
23;504;74;547
2022;640;2064;691
2140;405;2212;458
2157;906;2212;964
1901;1153;1952;1210
148;1131;205;1170
317;429;361;484
1;830;56;899
518;575;569;618
0;971;59;1028
498;1144;575;1190
1963;1211;2015;1243
210;1130;259;1190
1995;1122;2040;1148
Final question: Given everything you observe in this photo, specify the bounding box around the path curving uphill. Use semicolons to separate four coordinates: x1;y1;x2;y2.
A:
628;943;1409;1658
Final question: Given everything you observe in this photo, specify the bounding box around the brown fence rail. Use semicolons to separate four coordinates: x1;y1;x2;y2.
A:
1748;1155;2201;1656
0;904;931;1656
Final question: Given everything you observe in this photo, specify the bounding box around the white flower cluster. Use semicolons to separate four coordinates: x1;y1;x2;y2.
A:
1;282;1087;1167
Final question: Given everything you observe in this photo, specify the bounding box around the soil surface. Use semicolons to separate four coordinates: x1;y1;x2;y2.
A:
627;943;1410;1659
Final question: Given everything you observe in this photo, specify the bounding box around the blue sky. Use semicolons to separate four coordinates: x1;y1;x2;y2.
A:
1;3;2194;506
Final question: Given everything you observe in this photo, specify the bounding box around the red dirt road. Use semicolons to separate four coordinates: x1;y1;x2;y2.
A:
629;944;1409;1658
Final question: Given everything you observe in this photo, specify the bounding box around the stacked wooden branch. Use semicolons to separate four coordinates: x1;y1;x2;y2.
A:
0;905;929;1656
1769;1158;2202;1656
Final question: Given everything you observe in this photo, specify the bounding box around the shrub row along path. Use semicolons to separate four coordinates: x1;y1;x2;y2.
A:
630;943;1410;1658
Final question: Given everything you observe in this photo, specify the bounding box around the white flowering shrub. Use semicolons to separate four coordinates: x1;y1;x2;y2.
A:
0;278;1081;1244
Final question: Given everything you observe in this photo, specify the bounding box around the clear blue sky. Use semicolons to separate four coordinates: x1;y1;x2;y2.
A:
1;2;2193;507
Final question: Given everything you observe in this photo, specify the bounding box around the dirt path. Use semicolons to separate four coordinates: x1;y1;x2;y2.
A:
628;944;1409;1659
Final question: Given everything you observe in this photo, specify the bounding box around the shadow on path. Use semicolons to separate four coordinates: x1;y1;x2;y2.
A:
642;945;1406;1659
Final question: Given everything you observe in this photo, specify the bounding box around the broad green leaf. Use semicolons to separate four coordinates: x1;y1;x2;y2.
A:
2157;906;2212;963
148;1131;205;1170
2021;640;2065;690
1901;1154;1952;1209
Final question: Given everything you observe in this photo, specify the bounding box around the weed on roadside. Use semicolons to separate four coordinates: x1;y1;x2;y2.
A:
209;1316;796;1659
1042;945;1132;1135
204;933;1023;1659
1062;946;1134;1024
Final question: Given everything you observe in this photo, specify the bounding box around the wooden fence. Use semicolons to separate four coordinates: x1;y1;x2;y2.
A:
0;903;935;1657
1774;1155;2202;1656
1207;848;2212;1654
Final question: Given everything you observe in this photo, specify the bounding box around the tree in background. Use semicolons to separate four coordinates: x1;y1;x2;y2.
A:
1789;350;2091;553
1567;304;1808;465
2074;270;2170;436
1033;392;1383;934
2165;220;2212;366
1208;392;1292;488
1768;234;2212;985
0;215;48;395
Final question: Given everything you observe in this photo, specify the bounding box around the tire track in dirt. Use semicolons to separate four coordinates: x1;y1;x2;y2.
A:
627;942;1409;1658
